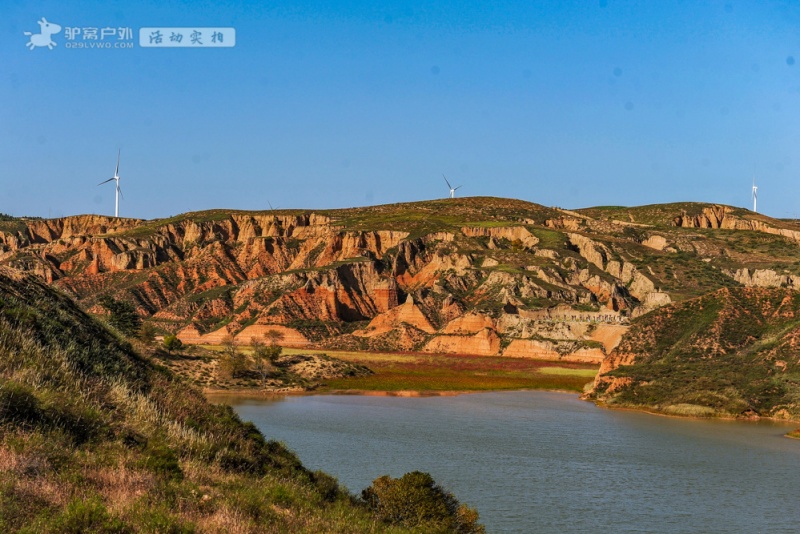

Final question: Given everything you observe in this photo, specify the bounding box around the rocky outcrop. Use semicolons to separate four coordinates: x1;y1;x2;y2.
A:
0;215;141;247
393;237;473;290
725;268;800;289
261;262;398;324
440;312;495;334
590;350;636;395
545;217;582;231
565;233;670;312
632;291;673;317
354;296;436;337
177;323;310;347
674;205;800;243
588;324;629;353
291;230;408;270
461;226;539;249
567;233;609;270
234;325;310;347
422;328;501;356
502;339;605;363
641;235;672;251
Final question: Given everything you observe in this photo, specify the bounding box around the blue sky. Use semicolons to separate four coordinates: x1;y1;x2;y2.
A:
2;0;800;219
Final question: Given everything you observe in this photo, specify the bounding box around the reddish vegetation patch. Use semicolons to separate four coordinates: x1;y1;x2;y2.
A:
322;352;598;393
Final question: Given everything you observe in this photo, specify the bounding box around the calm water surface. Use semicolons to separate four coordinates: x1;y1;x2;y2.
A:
222;392;800;533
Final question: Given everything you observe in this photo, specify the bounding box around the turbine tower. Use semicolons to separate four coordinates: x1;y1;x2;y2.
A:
752;176;758;213
98;149;122;217
443;174;462;199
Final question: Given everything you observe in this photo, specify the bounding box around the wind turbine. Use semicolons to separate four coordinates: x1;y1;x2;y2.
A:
98;149;122;217
752;176;758;213
443;174;462;199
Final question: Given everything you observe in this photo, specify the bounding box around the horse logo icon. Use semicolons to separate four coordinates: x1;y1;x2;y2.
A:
24;18;62;50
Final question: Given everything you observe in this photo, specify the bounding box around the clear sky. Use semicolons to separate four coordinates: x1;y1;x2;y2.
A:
2;0;799;219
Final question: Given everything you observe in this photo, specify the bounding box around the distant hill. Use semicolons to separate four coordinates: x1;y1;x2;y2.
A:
2;197;800;367
585;286;800;420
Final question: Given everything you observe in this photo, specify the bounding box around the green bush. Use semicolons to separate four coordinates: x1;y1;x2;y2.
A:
361;471;484;533
163;334;183;354
99;296;142;337
128;507;196;534
34;497;131;534
217;336;250;379
0;380;42;427
311;470;341;503
141;439;184;481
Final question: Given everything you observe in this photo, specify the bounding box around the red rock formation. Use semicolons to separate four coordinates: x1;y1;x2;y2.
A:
440;312;495;334
354;296;436;337
502;339;605;363
423;328;501;356
234;325;310;347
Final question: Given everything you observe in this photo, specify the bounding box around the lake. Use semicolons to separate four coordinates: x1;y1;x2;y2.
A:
221;391;800;533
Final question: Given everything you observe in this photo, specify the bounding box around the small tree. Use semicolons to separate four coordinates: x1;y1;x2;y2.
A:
163;334;183;354
266;329;284;347
218;335;249;379
99;296;142;337
361;471;484;533
139;322;156;344
251;337;282;386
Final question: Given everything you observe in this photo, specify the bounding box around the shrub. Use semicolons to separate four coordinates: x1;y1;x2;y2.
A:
163;335;183;354
141;439;183;481
361;471;484;533
138;322;156;343
41;497;131;534
311;470;341;503
99;297;141;337
251;338;282;386
218;336;249;379
0;380;42;427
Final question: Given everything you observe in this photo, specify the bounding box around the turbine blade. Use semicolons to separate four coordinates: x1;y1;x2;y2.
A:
115;148;121;176
118;185;123;200
455;185;463;190
442;174;452;189
98;177;115;185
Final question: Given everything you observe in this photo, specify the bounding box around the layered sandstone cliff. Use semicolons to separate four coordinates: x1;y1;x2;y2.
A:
7;198;796;360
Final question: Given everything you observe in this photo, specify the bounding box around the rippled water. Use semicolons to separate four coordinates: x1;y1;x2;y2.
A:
222;392;800;533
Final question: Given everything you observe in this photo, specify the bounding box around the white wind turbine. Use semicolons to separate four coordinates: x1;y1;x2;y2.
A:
443;174;462;199
752;176;758;213
98;149;122;217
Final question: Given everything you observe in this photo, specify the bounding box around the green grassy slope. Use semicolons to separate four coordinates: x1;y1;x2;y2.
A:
0;268;448;532
587;287;800;419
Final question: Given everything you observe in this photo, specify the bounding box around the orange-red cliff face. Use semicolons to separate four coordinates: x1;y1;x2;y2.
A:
11;199;746;357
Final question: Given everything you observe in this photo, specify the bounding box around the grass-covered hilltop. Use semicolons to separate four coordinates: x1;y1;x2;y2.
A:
2;196;800;422
0;268;484;532
585;287;800;419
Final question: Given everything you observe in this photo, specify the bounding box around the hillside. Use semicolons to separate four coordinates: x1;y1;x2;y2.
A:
585;287;800;419
0;268;483;531
2;198;800;367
